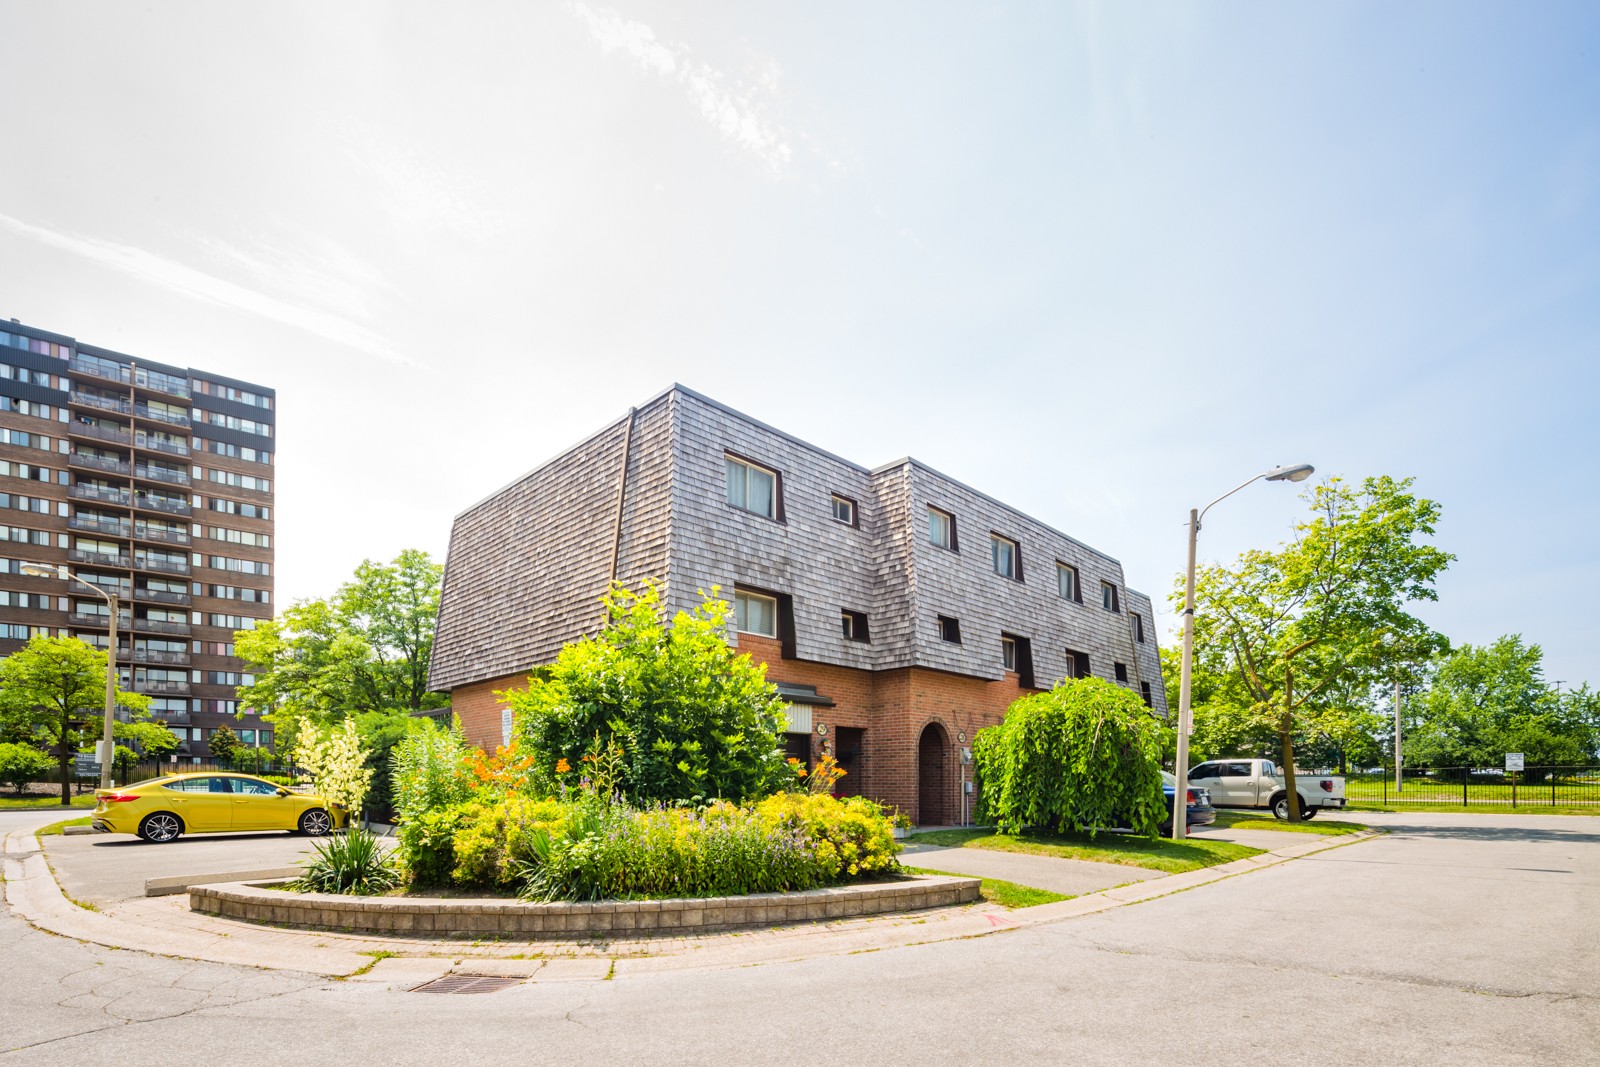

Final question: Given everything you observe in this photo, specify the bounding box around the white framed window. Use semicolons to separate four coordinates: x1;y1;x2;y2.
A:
841;609;869;642
1132;613;1144;643
1102;581;1120;613
928;507;955;550
830;494;856;525
991;534;1019;580
1057;563;1079;602
1001;636;1017;671
734;590;777;637
725;456;777;519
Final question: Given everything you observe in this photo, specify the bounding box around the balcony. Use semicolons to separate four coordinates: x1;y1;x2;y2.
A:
134;433;188;457
133;368;190;400
68;483;131;506
153;712;192;727
133;679;190;696
132;522;189;546
133;403;190;429
132;617;191;636
70;390;131;415
133;465;190;488
70;357;131;385
133;647;190;666
70;421;131;446
68;548;129;568
132;493;189;517
69;453;131;476
132;586;190;606
68;515;130;537
69;610;131;629
134;555;190;576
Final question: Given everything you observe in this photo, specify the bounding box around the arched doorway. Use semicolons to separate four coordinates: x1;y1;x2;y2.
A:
917;722;951;827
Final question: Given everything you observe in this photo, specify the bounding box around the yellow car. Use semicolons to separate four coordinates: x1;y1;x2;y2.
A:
92;773;348;843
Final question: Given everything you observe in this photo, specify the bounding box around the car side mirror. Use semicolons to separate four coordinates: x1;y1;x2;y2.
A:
276;788;291;797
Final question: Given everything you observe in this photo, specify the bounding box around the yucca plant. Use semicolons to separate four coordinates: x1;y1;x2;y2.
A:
293;828;401;896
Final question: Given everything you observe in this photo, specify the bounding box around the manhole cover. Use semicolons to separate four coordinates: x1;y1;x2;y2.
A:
410;974;524;995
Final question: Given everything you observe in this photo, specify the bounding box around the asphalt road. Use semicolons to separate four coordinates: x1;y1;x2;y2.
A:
3;810;1597;1065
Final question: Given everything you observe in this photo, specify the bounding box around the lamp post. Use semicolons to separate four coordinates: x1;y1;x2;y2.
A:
21;562;120;790
1172;463;1314;841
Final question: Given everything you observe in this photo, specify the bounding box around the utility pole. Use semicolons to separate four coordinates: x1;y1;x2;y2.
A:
1394;675;1403;794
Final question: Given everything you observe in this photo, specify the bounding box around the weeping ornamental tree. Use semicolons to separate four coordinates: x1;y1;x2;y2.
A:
972;679;1167;837
1184;476;1452;818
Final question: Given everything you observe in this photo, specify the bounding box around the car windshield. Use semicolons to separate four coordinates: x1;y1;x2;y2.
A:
1159;771;1175;786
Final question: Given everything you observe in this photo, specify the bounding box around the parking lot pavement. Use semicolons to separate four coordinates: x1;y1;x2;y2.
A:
43;830;329;903
897;842;1161;895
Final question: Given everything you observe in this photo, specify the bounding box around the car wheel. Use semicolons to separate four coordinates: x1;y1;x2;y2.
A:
1299;806;1318;820
1271;793;1290;820
298;808;333;836
138;812;183;843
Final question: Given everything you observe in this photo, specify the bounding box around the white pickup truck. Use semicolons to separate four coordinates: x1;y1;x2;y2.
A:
1187;759;1347;820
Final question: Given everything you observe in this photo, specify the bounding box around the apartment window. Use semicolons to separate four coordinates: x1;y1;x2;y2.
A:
1114;662;1129;683
1101;581;1120;613
1057;563;1080;602
991;534;1021;580
928;507;956;551
1001;636;1017;671
830;494;856;526
1132;612;1145;643
725;455;778;519
1065;648;1091;679
937;614;961;643
1140;681;1153;708
734;590;778;637
841;609;870;642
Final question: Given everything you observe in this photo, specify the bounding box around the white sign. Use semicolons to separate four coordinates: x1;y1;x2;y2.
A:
501;707;513;748
1505;752;1525;772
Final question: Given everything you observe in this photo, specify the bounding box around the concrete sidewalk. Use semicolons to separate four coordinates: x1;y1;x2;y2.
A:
3;808;1380;988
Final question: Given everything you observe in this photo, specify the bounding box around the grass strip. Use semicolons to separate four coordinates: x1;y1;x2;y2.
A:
36;816;93;837
0;794;97;810
906;827;1262;874
1208;811;1369;835
904;866;1068;908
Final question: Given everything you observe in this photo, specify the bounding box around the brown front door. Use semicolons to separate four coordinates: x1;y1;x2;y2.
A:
917;723;949;826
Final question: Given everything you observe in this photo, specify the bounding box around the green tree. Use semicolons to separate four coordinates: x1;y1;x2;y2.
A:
235;549;448;725
506;584;789;805
1182;476;1452;817
1407;636;1597;776
208;723;242;766
0;635;151;802
107;720;179;784
0;742;55;795
972;678;1167;837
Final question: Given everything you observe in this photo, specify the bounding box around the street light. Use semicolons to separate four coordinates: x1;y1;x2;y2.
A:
1171;463;1314;841
20;562;120;791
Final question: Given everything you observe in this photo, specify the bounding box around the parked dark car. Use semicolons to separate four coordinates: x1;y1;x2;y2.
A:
1160;770;1216;834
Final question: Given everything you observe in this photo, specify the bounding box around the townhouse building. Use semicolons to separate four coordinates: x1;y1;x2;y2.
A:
430;385;1164;824
0;317;276;761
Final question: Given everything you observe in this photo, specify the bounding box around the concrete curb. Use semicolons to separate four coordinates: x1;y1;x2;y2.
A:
3;820;1381;984
146;867;303;897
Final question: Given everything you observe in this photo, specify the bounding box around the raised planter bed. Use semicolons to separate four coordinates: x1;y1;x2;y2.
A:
189;874;980;939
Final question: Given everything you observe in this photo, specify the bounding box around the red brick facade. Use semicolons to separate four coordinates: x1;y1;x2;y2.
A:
451;635;1041;826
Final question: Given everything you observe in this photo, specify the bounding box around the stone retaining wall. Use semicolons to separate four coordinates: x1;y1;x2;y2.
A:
189;875;981;939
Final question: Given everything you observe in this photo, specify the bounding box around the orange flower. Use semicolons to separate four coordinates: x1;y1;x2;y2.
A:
555;758;571;774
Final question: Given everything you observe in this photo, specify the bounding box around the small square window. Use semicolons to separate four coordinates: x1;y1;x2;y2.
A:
1001;636;1017;671
841;609;870;642
726;455;778;519
937;614;961;643
928;507;955;550
1101;581;1120;613
991;534;1020;580
1065;648;1091;679
734;590;778;637
1057;563;1080;602
830;494;856;526
1114;662;1128;683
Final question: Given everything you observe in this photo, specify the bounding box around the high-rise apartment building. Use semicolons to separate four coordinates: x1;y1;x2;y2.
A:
0;316;276;762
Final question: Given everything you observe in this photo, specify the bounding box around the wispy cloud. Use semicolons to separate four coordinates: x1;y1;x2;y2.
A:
0;212;407;366
567;2;794;174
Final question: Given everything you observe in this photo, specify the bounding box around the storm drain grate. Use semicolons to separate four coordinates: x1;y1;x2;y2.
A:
410;974;525;995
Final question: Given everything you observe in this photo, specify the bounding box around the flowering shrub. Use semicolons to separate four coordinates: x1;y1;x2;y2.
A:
448;795;569;889
391;725;474;824
294;719;373;818
753;793;899;879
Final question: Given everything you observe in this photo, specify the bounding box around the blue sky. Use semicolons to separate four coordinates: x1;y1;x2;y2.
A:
1;1;1596;685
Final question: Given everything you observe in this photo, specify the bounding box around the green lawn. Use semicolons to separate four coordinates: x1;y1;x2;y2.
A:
1209;810;1369;836
904;866;1069;908
905;827;1262;874
0;794;97;810
36;816;93;836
